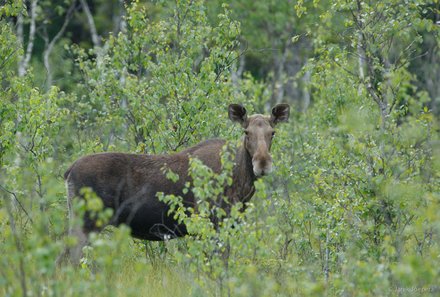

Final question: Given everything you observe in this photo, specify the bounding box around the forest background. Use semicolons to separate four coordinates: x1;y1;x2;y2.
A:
1;0;440;296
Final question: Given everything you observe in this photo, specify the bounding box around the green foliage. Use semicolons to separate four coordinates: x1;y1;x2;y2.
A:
0;0;22;17
68;0;243;155
1;0;440;296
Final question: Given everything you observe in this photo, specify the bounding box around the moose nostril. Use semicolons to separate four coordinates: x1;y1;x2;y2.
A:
252;160;273;177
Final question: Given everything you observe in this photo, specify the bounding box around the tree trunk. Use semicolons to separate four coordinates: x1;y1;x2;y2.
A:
18;0;38;77
79;0;101;48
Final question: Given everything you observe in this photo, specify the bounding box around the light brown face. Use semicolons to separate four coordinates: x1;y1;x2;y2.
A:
228;103;290;177
244;115;275;176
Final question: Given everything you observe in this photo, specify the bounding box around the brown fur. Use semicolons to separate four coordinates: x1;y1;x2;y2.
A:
64;104;289;263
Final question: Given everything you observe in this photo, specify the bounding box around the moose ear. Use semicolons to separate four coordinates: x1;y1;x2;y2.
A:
228;104;247;126
270;103;290;125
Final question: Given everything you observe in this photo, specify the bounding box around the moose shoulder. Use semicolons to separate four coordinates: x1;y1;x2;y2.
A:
65;103;289;262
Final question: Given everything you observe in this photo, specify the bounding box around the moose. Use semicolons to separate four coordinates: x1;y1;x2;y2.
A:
64;103;290;263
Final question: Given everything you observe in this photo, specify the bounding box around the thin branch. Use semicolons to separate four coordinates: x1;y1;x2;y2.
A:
333;59;358;78
43;0;77;89
0;48;20;71
3;194;28;297
388;81;401;114
0;184;34;225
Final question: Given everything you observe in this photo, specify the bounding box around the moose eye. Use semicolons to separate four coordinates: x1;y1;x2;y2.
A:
271;131;276;138
244;130;249;136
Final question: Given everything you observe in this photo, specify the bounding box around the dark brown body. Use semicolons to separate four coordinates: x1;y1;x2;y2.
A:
65;139;255;241
64;103;289;264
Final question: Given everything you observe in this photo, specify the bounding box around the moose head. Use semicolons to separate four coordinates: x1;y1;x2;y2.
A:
228;103;290;177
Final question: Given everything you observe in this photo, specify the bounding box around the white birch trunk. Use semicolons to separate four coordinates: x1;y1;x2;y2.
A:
18;0;38;77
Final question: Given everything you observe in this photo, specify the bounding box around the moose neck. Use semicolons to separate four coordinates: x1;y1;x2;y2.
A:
231;142;257;203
